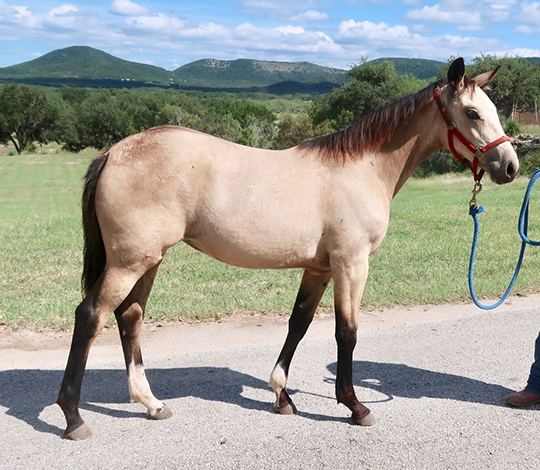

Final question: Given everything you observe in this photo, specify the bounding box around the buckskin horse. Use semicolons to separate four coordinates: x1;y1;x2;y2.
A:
57;58;518;439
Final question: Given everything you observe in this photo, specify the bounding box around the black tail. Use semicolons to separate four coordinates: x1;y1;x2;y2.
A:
81;152;109;295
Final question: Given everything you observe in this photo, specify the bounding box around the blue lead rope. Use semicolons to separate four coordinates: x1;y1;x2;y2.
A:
469;169;540;309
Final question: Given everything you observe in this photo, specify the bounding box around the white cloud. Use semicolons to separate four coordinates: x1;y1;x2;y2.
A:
274;25;304;34
488;0;517;6
109;0;149;17
124;14;184;33
0;0;536;71
233;22;341;56
406;4;482;27
12;6;31;18
241;0;323;20
517;1;540;24
507;46;540;56
0;3;104;42
515;24;535;33
122;14;230;39
338;20;419;42
50;5;78;15
27;4;83;31
289;10;329;22
334;19;507;64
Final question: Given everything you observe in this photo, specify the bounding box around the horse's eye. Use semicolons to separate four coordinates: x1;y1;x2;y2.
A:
466;110;480;120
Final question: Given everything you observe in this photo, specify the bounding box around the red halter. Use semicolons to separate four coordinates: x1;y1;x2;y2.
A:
434;87;511;183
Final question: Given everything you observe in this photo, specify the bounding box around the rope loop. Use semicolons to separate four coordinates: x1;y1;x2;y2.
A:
469;168;540;310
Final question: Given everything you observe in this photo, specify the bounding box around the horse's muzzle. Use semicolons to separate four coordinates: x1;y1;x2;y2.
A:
488;154;519;184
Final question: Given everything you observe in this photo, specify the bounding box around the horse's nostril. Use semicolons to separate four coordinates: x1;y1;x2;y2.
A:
507;162;516;178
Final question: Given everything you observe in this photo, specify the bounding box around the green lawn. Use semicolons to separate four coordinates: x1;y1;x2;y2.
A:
1;153;540;330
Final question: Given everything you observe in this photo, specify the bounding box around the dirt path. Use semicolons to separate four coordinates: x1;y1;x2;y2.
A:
3;294;540;369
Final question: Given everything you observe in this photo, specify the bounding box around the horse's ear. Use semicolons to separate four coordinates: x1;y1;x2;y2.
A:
447;57;465;88
472;66;501;89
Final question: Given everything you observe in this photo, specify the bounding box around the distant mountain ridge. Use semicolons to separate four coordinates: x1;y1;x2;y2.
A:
1;46;538;91
0;46;170;83
175;58;348;87
0;46;349;90
369;56;540;80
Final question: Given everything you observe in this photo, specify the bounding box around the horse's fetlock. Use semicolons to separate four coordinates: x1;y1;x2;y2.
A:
336;386;356;405
269;363;287;390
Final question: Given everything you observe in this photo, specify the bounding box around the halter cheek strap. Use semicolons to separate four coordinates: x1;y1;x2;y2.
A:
434;87;511;183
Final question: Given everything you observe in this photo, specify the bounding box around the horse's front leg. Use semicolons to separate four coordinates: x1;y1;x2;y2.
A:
332;255;376;426
269;268;331;414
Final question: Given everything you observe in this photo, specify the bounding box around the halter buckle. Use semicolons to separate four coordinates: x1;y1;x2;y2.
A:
470;182;483;208
474;149;485;161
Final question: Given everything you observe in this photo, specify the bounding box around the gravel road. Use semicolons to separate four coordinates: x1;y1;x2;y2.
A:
1;297;540;469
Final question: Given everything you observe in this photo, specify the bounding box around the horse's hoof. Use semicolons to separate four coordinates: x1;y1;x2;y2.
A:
274;388;297;415
353;411;376;426
149;404;173;420
274;401;297;415
64;422;92;440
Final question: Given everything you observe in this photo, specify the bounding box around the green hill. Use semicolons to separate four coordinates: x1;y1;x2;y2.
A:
0;46;348;91
369;57;445;80
172;58;348;87
0;46;172;84
5;46;535;91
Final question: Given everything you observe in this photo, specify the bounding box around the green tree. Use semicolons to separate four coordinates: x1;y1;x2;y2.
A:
0;83;58;154
61;89;136;151
310;59;426;130
272;115;314;149
466;55;540;117
55;87;278;152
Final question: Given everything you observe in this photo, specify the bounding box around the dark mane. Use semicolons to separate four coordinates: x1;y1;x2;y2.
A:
298;77;473;163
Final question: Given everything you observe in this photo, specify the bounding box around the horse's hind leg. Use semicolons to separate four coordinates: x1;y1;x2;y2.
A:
269;268;331;414
114;262;172;420
57;265;152;440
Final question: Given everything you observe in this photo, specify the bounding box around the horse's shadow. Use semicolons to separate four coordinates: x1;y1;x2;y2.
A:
0;360;516;437
338;361;515;406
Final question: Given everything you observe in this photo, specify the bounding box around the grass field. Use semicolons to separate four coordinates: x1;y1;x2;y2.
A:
2;152;540;330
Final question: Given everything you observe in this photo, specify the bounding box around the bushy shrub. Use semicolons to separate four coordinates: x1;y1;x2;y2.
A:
519;150;540;176
504;118;521;137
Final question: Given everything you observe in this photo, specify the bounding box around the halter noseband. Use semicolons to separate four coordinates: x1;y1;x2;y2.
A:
434;87;511;183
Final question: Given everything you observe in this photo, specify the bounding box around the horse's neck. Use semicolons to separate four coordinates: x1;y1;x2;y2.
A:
375;101;444;198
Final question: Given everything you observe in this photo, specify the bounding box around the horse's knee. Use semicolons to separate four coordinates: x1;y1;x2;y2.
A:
335;325;357;350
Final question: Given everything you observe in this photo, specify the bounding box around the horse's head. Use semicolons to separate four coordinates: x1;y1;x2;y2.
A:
437;58;518;184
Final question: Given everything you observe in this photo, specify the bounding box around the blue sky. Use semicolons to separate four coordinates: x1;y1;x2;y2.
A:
0;0;539;70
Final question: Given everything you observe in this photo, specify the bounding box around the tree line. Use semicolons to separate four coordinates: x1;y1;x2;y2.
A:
1;54;539;159
0;86;279;154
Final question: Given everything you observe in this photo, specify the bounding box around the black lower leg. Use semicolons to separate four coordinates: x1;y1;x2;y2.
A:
57;300;100;438
335;324;372;424
274;270;330;369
